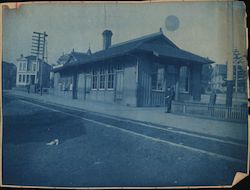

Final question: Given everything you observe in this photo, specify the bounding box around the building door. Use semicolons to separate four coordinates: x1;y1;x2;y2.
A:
114;70;124;100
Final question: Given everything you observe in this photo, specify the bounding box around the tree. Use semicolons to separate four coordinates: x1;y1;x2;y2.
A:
233;48;247;93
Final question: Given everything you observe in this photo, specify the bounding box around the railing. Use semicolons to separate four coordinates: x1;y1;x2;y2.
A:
171;101;248;122
151;90;165;106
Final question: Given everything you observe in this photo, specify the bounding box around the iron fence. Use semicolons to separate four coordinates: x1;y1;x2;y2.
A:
171;101;248;122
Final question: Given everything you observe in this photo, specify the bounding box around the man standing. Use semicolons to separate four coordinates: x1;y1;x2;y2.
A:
165;86;175;113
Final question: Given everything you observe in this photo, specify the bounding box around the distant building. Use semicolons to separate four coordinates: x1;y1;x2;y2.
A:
52;29;213;107
210;64;227;93
233;62;246;93
2;61;17;90
16;54;52;88
210;63;247;94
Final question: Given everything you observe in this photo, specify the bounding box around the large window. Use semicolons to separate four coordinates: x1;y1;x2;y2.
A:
99;68;106;89
152;63;164;91
92;70;98;89
19;63;23;71
22;62;26;71
19;75;22;82
33;63;36;71
27;75;30;83
107;65;114;89
22;75;25;83
179;66;190;92
85;74;91;93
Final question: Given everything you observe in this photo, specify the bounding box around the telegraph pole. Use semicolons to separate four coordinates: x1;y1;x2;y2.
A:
226;1;234;107
31;31;48;95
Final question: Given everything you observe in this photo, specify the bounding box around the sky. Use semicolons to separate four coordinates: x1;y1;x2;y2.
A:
2;1;247;66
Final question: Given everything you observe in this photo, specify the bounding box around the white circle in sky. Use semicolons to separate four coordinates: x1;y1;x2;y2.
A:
165;15;180;31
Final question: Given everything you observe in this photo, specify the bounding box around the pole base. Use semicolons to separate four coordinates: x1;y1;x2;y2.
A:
226;80;233;107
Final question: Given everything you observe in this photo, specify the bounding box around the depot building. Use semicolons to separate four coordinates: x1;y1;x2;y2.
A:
52;29;213;107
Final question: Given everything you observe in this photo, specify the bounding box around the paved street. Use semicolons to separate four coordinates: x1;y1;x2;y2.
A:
2;94;248;187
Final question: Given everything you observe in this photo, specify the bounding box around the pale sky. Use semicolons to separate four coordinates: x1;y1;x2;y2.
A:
2;1;247;66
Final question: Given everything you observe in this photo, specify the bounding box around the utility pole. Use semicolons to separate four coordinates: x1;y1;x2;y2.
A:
233;48;241;104
31;31;48;95
226;1;234;107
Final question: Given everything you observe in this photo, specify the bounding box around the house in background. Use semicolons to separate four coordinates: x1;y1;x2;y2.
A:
210;64;227;93
16;54;52;88
2;61;17;90
52;29;213;107
210;63;247;94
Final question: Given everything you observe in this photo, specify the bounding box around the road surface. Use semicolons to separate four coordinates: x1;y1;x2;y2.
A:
2;94;248;187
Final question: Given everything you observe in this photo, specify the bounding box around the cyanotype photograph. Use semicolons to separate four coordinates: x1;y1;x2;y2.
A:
1;0;249;188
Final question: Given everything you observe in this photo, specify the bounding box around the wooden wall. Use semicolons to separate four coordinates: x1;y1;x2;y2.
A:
53;57;138;107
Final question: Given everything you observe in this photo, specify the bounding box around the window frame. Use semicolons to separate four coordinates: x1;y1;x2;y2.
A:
151;63;165;91
27;75;30;83
107;65;114;90
179;66;190;93
92;69;98;90
19;74;22;82
22;75;26;83
19;62;22;71
99;67;106;90
23;62;26;71
33;63;36;72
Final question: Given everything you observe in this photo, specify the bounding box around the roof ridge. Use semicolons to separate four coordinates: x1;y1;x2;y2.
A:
110;31;162;48
72;51;88;55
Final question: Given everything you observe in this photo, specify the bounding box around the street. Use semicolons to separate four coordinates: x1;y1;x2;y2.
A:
2;94;248;187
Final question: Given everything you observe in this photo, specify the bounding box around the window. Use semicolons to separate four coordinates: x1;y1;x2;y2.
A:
92;70;98;89
66;78;72;91
107;65;114;89
27;61;32;71
23;62;26;71
22;75;25;83
117;64;123;70
99;68;106;89
33;64;36;71
179;66;190;92
152;63;164;91
19;75;22;82
27;75;30;83
19;63;22;71
69;83;73;91
86;74;91;93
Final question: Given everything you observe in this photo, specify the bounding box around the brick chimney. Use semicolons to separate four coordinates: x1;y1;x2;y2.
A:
102;30;113;50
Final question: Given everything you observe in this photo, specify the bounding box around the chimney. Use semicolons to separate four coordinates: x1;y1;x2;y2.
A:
102;30;113;50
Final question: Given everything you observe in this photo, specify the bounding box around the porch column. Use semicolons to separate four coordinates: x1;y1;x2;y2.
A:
191;64;202;101
175;66;180;101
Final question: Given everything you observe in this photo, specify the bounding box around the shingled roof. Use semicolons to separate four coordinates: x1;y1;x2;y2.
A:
139;43;213;64
54;31;213;72
57;51;89;65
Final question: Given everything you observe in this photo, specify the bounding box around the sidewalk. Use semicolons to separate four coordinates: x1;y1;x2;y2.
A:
4;90;248;142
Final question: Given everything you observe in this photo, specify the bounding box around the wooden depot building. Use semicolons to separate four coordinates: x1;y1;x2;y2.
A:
52;29;213;107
